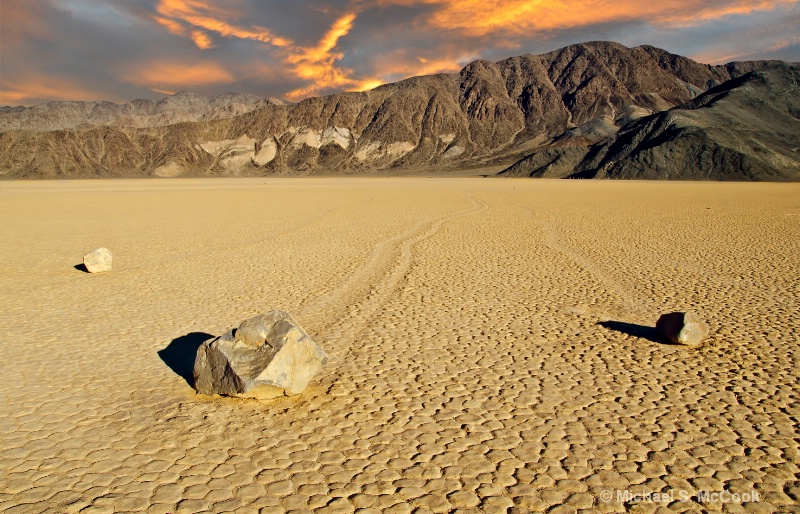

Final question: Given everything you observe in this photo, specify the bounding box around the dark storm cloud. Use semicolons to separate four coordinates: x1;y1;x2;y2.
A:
1;0;798;106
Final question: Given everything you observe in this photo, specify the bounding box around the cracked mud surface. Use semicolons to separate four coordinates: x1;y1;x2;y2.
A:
1;178;798;513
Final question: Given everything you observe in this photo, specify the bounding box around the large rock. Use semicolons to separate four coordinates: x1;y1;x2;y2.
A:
193;310;328;398
656;311;709;346
83;247;112;273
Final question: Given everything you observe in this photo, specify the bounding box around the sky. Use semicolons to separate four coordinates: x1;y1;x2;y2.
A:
1;0;799;106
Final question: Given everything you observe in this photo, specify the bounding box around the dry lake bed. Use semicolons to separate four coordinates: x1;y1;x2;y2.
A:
0;177;798;513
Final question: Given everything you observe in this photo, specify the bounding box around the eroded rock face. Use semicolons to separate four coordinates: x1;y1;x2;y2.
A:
193;310;328;398
656;311;710;346
83;247;112;273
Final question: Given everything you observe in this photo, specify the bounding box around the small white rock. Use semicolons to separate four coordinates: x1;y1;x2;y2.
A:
83;247;112;273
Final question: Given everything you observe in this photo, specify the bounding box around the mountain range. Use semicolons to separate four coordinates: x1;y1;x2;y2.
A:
0;92;289;132
1;41;798;180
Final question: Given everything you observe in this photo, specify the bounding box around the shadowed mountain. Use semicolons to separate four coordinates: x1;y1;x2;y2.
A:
501;63;800;181
1;41;796;180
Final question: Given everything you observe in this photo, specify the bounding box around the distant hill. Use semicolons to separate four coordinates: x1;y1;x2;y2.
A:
1;41;797;180
0;92;289;132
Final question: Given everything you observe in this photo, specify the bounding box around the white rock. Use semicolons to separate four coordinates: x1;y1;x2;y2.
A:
253;137;278;165
83;247;112;273
321;127;351;149
153;161;183;177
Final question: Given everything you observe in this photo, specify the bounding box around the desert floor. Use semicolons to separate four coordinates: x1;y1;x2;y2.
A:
0;178;798;514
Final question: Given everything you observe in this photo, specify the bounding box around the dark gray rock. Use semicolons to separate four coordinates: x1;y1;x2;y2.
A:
656;311;709;346
83;247;112;273
193;310;328;398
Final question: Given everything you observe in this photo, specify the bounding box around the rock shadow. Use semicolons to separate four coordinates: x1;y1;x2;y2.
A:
158;332;213;387
597;320;668;344
74;263;89;273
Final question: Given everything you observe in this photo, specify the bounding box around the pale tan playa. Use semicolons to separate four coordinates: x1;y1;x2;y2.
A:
1;178;798;513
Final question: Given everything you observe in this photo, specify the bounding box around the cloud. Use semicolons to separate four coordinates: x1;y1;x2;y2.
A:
1;0;799;106
0;0;153;104
152;0;293;47
417;0;797;34
0;77;105;105
121;61;236;90
0;0;52;45
283;13;380;99
338;0;800;90
661;5;800;63
190;30;215;49
147;0;381;99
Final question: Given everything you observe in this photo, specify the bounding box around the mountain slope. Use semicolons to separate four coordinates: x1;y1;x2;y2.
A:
0;41;793;179
501;64;800;181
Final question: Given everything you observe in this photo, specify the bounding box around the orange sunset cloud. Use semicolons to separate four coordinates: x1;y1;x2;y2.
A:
153;0;292;47
407;0;797;35
122;61;236;89
283;13;386;100
150;0;381;100
0;79;105;105
145;0;796;101
1;0;797;105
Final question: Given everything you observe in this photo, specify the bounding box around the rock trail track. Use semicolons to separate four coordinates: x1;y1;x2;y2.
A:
300;196;487;368
0;178;798;514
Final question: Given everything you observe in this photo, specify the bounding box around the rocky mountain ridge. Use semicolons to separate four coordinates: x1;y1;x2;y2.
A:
0;92;289;132
500;64;800;180
1;41;797;180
